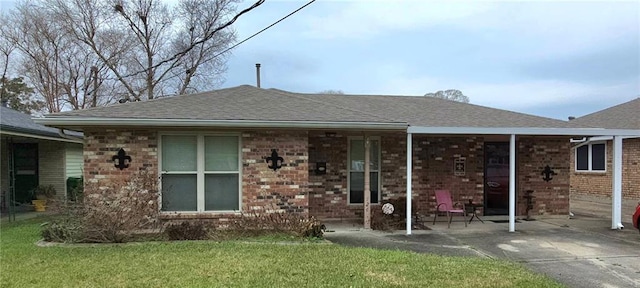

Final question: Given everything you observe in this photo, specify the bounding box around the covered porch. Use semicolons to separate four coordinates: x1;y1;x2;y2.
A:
403;127;640;234
309;129;575;230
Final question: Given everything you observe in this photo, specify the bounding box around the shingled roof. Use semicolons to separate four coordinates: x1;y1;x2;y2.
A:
45;85;577;129
0;106;82;139
569;98;640;129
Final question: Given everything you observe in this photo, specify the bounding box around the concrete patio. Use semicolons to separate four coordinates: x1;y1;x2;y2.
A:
324;205;640;288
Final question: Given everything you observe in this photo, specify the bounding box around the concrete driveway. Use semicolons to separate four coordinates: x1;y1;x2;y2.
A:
324;216;640;288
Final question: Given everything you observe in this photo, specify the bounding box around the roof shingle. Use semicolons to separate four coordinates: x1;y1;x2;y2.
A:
569;98;640;129
47;85;580;128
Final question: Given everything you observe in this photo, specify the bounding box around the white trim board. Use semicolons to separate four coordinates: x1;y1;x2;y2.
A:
34;117;408;130
0;130;83;143
407;127;640;136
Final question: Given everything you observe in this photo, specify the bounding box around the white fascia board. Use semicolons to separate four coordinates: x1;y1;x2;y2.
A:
0;130;83;144
587;136;613;141
407;126;640;136
33;117;409;130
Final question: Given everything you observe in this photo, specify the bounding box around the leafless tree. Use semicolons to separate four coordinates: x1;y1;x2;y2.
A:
425;89;470;103
50;0;260;101
2;2;113;113
2;0;263;111
318;90;344;94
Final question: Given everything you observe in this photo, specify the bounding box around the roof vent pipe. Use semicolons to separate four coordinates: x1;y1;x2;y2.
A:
255;63;261;88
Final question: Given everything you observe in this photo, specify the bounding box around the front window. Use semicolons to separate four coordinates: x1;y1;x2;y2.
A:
575;142;606;172
160;134;240;212
348;137;380;204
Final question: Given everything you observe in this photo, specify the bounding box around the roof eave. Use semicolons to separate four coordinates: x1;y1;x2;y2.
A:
407;126;640;136
0;129;83;143
33;117;409;130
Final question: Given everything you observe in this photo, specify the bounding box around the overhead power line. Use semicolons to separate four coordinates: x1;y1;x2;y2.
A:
210;0;316;59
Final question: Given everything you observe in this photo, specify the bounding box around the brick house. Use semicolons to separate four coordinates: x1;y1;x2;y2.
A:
568;98;640;218
1;106;83;210
35;86;639;232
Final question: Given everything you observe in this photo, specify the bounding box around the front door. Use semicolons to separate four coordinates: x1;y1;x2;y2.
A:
13;144;38;203
484;142;509;215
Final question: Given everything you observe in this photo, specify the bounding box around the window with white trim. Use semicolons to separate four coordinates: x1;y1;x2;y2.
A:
348;137;380;204
160;134;240;212
575;142;606;172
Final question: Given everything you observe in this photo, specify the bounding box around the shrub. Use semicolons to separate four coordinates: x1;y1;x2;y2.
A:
41;201;87;242
41;171;161;243
296;217;325;238
41;220;84;243
30;185;57;200
229;205;325;239
82;171;160;243
165;222;208;240
66;177;83;202
371;197;419;231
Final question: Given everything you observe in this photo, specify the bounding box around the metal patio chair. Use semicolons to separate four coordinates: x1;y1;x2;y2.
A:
433;190;467;228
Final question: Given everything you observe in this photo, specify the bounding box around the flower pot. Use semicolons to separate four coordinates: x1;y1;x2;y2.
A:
32;199;46;212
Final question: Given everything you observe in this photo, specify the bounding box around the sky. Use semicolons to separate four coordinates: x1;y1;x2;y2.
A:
1;0;638;120
223;0;639;120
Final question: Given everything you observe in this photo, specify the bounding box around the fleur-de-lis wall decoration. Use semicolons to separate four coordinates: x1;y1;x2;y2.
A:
112;148;132;170
266;149;284;171
541;165;556;182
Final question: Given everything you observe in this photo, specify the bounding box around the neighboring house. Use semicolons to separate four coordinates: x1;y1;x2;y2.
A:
0;105;83;210
35;85;639;232
569;98;640;201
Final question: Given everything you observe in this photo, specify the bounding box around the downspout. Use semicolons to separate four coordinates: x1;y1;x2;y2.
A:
57;129;81;141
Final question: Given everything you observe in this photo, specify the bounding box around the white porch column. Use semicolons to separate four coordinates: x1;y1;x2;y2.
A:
406;132;412;235
364;136;371;229
611;135;623;230
509;134;516;232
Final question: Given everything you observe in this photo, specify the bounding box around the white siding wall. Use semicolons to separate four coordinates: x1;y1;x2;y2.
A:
65;144;83;178
38;141;66;200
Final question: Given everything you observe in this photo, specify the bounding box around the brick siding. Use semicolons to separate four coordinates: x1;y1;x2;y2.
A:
240;130;309;215
309;132;570;220
83;128;309;225
82;128;571;225
570;138;640;200
518;137;571;215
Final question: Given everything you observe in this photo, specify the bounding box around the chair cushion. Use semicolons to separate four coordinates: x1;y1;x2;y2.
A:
449;209;464;213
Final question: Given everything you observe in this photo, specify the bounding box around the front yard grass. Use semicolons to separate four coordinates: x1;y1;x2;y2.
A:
0;217;563;288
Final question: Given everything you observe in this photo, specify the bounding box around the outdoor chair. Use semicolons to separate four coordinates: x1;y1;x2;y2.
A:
433;190;467;228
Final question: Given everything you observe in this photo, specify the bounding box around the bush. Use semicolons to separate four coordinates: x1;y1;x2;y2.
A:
82;171;160;243
41;171;161;243
66;177;83;202
371;197;418;231
30;185;57;200
41;220;84;243
297;217;325;238
165;222;208;240
41;201;86;243
229;205;325;239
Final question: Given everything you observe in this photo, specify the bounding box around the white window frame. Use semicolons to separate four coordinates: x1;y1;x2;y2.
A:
347;136;381;205
574;142;607;172
158;132;242;213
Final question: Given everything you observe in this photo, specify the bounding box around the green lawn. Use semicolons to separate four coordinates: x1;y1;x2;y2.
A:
0;217;563;288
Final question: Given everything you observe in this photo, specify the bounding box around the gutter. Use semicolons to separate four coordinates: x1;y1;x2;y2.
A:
572;135;640;148
407;126;640;136
0;130;83;144
33;117;409;131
